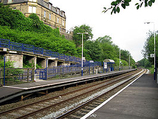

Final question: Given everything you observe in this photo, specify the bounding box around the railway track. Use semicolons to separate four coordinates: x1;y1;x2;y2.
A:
56;69;146;119
0;69;145;119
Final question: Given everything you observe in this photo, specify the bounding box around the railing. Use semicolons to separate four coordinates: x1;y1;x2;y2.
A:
47;65;102;79
0;38;81;63
0;68;34;86
47;62;102;79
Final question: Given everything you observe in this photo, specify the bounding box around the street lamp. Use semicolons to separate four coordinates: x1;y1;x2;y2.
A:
77;32;88;76
129;54;130;69
144;22;156;80
119;49;121;71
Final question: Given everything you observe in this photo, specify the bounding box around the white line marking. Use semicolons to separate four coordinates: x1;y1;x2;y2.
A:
3;86;28;90
145;69;150;74
81;70;145;119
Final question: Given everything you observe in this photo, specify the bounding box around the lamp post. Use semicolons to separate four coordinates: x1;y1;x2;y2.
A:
77;32;88;76
144;22;156;80
119;49;121;71
129;54;130;69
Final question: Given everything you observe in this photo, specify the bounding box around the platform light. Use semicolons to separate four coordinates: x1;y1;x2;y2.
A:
77;32;88;76
144;22;156;81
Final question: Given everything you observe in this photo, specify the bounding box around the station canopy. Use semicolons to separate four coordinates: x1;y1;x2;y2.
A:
103;59;115;64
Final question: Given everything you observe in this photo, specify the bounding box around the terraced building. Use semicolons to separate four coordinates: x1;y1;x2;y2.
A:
0;0;72;39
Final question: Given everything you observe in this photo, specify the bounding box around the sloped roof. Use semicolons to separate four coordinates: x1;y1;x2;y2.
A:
103;59;115;63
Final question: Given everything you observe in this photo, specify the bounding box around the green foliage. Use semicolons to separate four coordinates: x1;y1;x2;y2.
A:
149;65;154;74
96;36;117;60
121;59;128;66
0;56;14;68
143;32;155;63
84;40;102;61
141;31;158;69
103;0;155;14
137;58;151;68
0;3;31;31
28;13;53;33
0;57;24;85
73;24;93;47
113;57;128;67
0;3;53;33
76;47;91;61
0;25;77;56
23;61;34;68
36;64;43;69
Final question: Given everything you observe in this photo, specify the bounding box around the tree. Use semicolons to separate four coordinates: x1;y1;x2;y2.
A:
121;50;129;62
137;58;151;68
103;0;155;14
29;13;53;33
84;40;102;61
96;35;116;60
73;24;93;47
142;31;158;66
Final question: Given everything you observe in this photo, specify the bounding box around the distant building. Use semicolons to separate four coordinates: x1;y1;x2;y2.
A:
1;0;73;39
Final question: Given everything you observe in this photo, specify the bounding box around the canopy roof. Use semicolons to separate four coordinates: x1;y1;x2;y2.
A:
103;59;115;63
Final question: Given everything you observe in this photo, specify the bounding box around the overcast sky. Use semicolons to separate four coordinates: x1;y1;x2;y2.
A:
50;0;158;62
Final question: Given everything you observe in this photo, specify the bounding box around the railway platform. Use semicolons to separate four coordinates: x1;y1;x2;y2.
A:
83;74;158;119
0;69;135;105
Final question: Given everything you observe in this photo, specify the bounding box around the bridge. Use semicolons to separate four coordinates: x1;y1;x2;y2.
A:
0;38;83;68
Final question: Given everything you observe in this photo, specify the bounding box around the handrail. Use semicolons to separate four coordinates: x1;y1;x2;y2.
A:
0;38;102;66
0;38;81;63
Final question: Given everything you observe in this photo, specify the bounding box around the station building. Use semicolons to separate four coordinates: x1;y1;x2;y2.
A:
0;0;73;39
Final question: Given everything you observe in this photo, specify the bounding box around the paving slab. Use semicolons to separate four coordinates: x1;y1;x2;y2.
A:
86;74;158;119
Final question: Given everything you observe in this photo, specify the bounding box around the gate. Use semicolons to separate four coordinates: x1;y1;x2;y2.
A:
35;68;47;80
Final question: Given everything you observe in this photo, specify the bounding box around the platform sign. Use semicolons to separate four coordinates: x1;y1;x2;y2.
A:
104;62;107;69
150;54;154;58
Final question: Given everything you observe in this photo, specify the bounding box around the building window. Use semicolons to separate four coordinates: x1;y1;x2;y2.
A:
29;0;36;2
57;9;59;14
57;17;59;23
44;11;46;18
62;20;64;26
62;12;65;17
8;0;13;3
49;4;52;10
29;6;36;13
12;7;16;10
49;13;51;20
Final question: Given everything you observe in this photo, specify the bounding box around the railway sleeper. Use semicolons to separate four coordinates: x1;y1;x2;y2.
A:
70;114;81;119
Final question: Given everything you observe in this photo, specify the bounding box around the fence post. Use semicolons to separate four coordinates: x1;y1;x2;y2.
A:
46;58;48;80
31;68;35;81
0;69;2;86
22;43;24;51
8;40;10;49
93;66;94;74
3;56;5;86
89;61;90;75
27;68;29;82
41;48;44;55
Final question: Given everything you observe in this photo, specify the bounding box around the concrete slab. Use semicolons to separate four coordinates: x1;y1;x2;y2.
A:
86;74;158;119
0;87;22;99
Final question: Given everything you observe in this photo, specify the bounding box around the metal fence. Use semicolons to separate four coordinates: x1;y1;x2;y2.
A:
47;65;102;79
0;68;34;86
0;65;133;86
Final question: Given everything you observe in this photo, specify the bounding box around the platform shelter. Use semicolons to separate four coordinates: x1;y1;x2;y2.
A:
103;59;115;72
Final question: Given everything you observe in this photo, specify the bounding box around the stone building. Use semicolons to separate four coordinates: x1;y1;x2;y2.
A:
1;0;73;39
